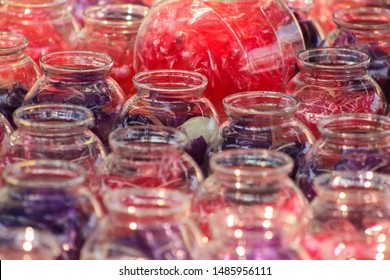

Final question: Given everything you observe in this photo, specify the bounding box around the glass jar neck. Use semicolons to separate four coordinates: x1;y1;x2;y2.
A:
223;91;299;127
133;70;208;100
83;4;149;35
333;7;390;43
318;114;390;146
0;32;29;64
40;51;113;81
297;48;370;81
13;104;94;136
210;149;293;185
104;188;189;226
2;0;71;20
109;126;188;160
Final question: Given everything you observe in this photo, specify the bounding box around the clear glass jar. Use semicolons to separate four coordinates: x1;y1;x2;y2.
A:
116;69;220;169
285;47;388;139
310;0;390;36
302;171;390;260
133;0;305;118
0;227;62;260
91;125;203;200
285;0;324;49
0;113;13;147
23;50;126;147
81;188;202;260
0;32;41;127
73;4;150;97
193;207;309;260
191;149;309;238
296;113;390;201
1;104;107;183
327;7;390;101
208;91;315;179
0;160;102;259
0;0;80;65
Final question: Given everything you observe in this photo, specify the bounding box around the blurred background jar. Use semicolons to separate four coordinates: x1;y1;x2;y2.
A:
285;47;387;139
193;207;309;260
285;0;324;49
0;32;41;127
301;171;390;260
23;50;126;148
0;227;62;260
133;0;305;118
296;113;390;201
1;104;107;183
0;160;103;259
73;4;150;97
91;125;203;201
207;91;315;179
0;113;13;147
191;149;309;238
69;0;154;26
81;188;203;260
116;69;220;169
309;0;390;36
0;0;80;65
327;7;390;102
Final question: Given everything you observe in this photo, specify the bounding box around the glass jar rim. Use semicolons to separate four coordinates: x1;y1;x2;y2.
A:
13;104;95;131
103;188;189;218
2;160;86;189
40;50;113;74
0;32;28;55
317;113;390;140
209;149;293;179
223;91;299;118
109;125;189;153
333;7;390;31
297;47;370;70
133;69;208;96
5;0;68;8
313;171;390;201
83;4;150;28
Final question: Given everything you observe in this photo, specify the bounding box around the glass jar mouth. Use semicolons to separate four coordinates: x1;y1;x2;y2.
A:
0;32;28;55
317;113;390;140
333;7;390;31
83;4;150;29
133;69;208;97
109;125;189;154
297;47;370;70
223;91;299;119
209;149;293;179
13;104;95;132
40;50;114;74
2;160;86;189
103;188;189;218
5;0;67;8
313;171;390;202
0;227;62;260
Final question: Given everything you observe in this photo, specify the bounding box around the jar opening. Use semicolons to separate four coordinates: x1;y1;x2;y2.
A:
40;51;113;74
210;149;293;179
109;125;189;154
298;48;370;70
0;32;28;55
83;4;149;29
3;160;86;189
5;0;67;8
103;188;189;219
333;7;390;31
13;104;94;133
223;91;299;119
133;70;208;97
318;113;390;140
313;171;390;202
